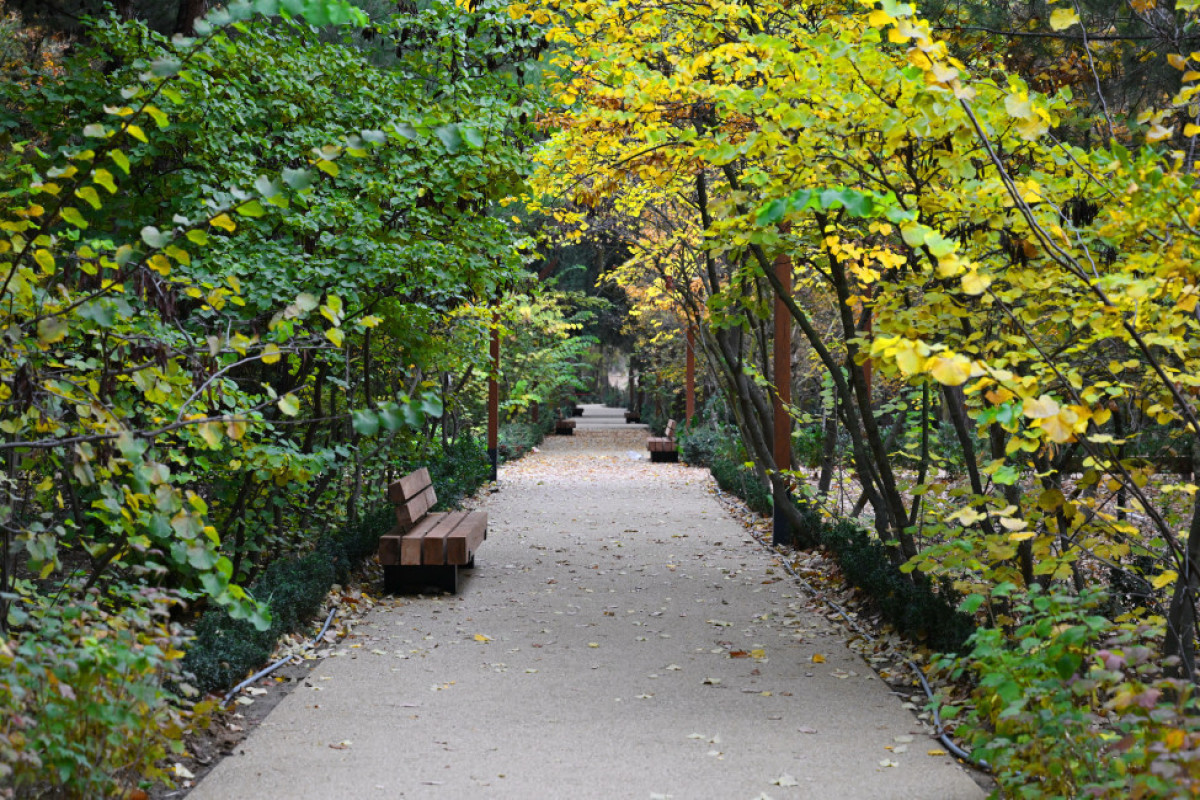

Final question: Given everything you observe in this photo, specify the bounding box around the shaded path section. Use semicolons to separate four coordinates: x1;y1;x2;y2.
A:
191;407;984;799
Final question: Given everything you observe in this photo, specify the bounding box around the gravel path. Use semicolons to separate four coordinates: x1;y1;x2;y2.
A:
189;406;985;800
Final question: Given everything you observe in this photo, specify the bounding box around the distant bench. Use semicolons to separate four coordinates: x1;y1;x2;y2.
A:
647;419;678;463
555;418;577;435
378;467;486;593
624;410;641;423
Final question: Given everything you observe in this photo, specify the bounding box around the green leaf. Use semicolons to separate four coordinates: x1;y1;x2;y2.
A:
435;124;464;154
282;167;313;190
110;149;131;174
461;127;485;149
351;409;380;435
38;317;69;344
141;226;170;249
236;199;266;217
150;57;182;77
61;206;88;229
277;393;300;416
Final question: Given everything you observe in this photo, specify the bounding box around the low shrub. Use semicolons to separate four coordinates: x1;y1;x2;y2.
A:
711;454;772;516
1;593;201;798
420;435;493;509
936;585;1200;797
821;520;974;653
498;421;550;463
183;504;393;695
678;424;722;467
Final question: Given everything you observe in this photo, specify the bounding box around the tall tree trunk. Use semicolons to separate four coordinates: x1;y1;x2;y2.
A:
174;0;208;36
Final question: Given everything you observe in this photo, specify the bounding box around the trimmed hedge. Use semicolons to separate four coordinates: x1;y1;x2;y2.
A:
820;520;974;653
183;504;393;695
710;455;772;515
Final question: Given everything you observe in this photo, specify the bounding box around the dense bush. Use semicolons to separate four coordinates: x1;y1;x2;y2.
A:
821;520;974;653
1;594;198;798
183;504;393;695
498;420;553;463
937;586;1200;797
417;436;495;510
678;423;722;467
711;455;772;516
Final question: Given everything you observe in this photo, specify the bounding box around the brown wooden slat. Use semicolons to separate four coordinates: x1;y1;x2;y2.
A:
421;511;469;565
446;512;487;565
387;467;432;503
378;527;405;565
395;486;437;528
400;512;445;565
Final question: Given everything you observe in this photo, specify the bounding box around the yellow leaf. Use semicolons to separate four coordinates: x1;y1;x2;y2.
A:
999;516;1027;531
1185;123;1200;137
1152;570;1178;589
1009;531;1037;542
1168;53;1189;71
927;354;972;386
33;249;54;272
1049;8;1079;30
210;213;236;232
1023;395;1060;419
867;9;893;27
928;749;948;757
961;270;991;295
261;343;282;364
37;317;68;344
473;634;491;642
1039;411;1077;443
1146;123;1174;143
147;254;171;276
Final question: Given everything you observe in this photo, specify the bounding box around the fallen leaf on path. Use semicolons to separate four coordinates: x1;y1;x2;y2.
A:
474;634;491;642
665;664;681;671
811;653;826;663
928;749;948;756
879;759;898;767
702;677;722;685
330;740;352;750
771;774;799;787
174;764;195;780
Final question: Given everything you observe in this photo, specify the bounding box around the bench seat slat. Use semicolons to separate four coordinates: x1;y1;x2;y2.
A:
421;511;470;565
400;512;448;565
446;512;487;565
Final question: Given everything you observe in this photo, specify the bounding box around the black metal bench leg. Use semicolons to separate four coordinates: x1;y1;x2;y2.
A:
384;565;459;594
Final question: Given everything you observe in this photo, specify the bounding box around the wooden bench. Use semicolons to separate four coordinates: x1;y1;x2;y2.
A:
569;405;584;417
624;410;641;423
647;419;679;462
378;467;487;593
554;418;576;435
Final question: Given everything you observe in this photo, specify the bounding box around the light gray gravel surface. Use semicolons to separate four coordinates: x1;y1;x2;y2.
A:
190;405;985;800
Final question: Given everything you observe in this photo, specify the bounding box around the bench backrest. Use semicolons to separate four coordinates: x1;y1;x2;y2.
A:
386;467;437;528
665;419;677;440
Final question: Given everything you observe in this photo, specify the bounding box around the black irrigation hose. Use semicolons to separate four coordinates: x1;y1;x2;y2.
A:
717;488;992;773
221;605;339;705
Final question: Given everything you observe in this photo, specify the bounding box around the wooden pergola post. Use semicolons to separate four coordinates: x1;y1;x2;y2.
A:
773;250;793;546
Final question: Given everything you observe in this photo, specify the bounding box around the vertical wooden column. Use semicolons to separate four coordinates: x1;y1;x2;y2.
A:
773;249;793;546
685;325;696;424
488;311;499;482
